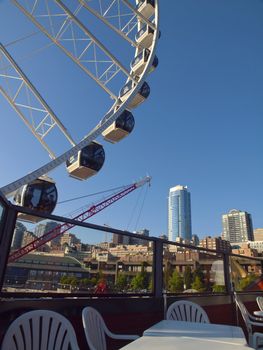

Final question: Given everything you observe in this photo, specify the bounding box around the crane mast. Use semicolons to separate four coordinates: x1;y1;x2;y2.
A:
8;176;151;263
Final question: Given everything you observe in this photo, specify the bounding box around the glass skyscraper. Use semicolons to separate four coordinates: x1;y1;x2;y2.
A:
168;185;192;242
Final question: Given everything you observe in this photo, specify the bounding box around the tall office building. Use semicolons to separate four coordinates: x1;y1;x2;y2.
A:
168;185;192;242
34;221;60;246
11;222;27;249
222;209;254;243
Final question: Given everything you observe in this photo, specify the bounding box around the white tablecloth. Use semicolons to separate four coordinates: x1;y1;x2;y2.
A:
120;335;253;350
143;320;247;345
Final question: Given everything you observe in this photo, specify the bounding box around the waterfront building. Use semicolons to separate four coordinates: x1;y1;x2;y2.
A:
244;241;263;254
168;185;192;242
60;232;81;249
222;209;254;243
231;242;258;257
199;236;231;252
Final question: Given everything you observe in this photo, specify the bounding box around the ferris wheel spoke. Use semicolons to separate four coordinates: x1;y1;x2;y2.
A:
0;43;76;159
12;0;138;99
78;0;138;46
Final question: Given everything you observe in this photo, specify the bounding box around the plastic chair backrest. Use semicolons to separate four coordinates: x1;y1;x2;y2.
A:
166;300;210;323
257;297;263;311
235;297;253;335
82;307;108;350
1;309;80;350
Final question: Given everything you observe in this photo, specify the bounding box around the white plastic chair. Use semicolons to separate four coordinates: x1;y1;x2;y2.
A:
235;294;263;348
257;296;263;311
82;306;139;350
166;300;210;323
1;309;80;350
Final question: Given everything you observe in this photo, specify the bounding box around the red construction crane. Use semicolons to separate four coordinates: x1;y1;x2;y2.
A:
8;176;151;263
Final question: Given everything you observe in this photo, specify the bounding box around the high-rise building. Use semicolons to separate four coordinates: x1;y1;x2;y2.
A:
34;221;59;237
11;222;27;249
34;221;60;246
168;185;192;242
222;209;254;243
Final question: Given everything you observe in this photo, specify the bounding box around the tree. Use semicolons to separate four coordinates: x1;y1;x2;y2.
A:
130;271;148;291
193;265;205;282
184;266;193;290
163;261;173;290
168;270;184;292
191;275;205;292
116;273;127;291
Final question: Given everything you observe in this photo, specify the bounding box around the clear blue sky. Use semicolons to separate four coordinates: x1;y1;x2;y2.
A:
1;0;263;241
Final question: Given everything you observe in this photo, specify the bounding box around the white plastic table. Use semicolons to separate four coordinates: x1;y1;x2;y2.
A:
120;335;253;350
143;320;247;345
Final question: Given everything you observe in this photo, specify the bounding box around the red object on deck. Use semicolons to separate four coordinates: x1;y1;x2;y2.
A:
95;280;108;294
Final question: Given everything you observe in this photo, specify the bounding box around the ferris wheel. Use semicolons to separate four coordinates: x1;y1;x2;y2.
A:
0;0;160;221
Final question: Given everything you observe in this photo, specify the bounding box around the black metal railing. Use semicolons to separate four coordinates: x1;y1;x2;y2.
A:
0;194;262;299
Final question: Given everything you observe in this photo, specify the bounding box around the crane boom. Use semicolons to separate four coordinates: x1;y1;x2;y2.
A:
8;176;151;263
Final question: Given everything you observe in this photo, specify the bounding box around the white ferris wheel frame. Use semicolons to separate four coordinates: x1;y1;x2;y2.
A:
0;0;160;198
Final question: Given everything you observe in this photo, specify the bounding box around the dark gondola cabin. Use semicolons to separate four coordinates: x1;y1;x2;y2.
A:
137;0;155;19
66;142;105;180
131;49;158;75
14;177;58;223
102;109;135;143
119;81;150;109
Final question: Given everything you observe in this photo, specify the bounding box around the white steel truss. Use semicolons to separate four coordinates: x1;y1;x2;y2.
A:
0;43;76;159
11;0;144;99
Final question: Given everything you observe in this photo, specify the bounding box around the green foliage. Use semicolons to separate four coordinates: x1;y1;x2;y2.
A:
184;266;193;289
193;265;205;282
168;270;184;292
116;273;128;290
130;271;148;291
191;276;205;292
163;262;173;290
60;275;77;286
90;277;98;286
212;285;226;293
237;274;257;291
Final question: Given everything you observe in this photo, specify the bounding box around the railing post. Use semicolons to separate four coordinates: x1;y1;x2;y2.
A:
223;252;232;295
0;204;17;289
153;239;163;298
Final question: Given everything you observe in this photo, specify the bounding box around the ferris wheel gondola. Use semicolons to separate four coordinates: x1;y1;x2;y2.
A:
66;142;105;181
13;177;58;223
119;81;150;109
137;0;156;19
102;109;135;143
131;49;158;76
136;25;154;49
